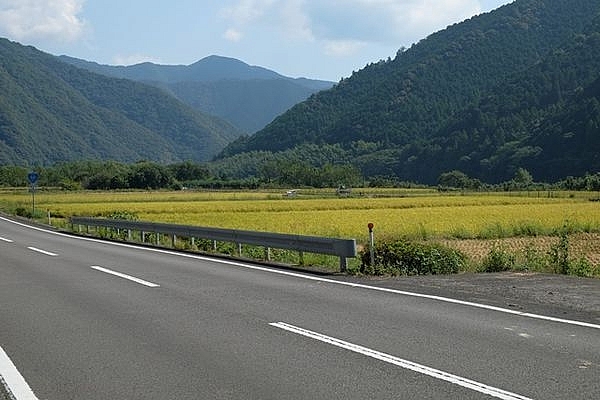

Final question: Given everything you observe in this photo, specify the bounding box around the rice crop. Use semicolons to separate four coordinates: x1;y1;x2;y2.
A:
3;189;599;244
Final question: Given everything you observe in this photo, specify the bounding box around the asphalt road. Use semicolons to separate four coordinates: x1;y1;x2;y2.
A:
1;216;599;399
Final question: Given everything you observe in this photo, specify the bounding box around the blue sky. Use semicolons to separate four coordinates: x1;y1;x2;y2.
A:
0;0;512;81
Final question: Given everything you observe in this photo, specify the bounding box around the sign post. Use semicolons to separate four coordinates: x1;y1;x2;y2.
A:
368;222;375;266
28;171;39;217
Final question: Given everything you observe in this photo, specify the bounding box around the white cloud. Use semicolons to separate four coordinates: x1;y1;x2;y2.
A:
399;0;483;38
304;0;483;45
219;0;274;44
279;0;314;41
219;0;483;51
220;0;314;43
323;39;365;57
223;28;243;42
219;0;276;26
0;0;86;42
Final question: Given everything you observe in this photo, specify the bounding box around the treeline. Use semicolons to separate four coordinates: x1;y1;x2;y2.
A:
0;160;363;190
2;160;600;192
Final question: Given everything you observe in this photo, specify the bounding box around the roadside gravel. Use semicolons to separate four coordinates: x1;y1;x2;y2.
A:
0;377;14;400
339;272;600;325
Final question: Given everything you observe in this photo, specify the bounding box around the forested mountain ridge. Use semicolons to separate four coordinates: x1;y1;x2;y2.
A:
0;39;242;165
427;17;600;183
60;55;334;133
219;0;600;184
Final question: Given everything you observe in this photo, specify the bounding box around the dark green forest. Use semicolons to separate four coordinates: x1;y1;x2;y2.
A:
0;160;363;190
219;0;600;184
3;160;600;193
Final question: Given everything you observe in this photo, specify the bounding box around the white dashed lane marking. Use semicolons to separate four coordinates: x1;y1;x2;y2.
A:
91;266;161;288
27;247;58;257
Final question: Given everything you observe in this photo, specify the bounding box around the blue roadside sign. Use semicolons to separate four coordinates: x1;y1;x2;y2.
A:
27;172;39;185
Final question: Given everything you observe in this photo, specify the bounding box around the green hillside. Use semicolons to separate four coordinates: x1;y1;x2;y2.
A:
219;0;600;183
428;18;600;183
0;39;241;166
60;55;334;133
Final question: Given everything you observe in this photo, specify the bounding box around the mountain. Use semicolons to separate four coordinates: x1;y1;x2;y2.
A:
59;55;334;133
428;17;600;183
0;38;242;166
219;0;600;184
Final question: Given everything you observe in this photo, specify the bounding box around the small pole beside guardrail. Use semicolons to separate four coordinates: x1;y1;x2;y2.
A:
368;222;375;267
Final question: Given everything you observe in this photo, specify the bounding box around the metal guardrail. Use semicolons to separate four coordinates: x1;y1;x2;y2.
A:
70;217;357;271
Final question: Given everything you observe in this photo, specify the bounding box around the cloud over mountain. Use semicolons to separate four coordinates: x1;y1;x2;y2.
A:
0;0;86;42
220;0;485;57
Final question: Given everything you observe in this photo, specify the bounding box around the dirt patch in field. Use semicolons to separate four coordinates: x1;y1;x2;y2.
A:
439;233;600;266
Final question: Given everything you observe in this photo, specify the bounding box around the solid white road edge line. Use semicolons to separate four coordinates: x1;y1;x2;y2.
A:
0;345;39;400
3;216;599;330
27;246;58;256
270;322;533;400
91;266;160;288
0;236;14;243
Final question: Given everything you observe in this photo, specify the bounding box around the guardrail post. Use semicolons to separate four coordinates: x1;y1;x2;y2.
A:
339;257;348;272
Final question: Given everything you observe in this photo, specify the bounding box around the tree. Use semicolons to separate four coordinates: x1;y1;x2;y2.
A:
169;161;210;182
127;162;173;189
437;170;480;190
0;166;27;187
513;168;533;188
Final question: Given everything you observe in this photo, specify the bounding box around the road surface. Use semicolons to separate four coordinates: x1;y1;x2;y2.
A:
1;216;598;399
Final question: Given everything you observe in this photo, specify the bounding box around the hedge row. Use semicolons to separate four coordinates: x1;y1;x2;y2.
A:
360;240;466;276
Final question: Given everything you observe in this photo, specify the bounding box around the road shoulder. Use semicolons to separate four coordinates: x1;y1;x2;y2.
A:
338;272;600;326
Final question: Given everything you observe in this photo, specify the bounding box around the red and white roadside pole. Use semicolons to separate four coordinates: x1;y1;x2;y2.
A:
368;222;375;266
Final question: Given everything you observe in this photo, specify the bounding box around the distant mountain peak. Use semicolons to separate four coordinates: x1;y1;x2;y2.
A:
58;53;334;133
185;55;284;82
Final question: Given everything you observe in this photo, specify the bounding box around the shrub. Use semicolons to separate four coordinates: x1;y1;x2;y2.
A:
480;246;515;272
104;210;139;221
548;230;569;274
568;258;595;277
360;239;466;276
519;244;549;272
15;206;32;218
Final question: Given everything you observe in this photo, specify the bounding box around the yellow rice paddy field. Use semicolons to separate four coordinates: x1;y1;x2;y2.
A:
3;188;599;245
